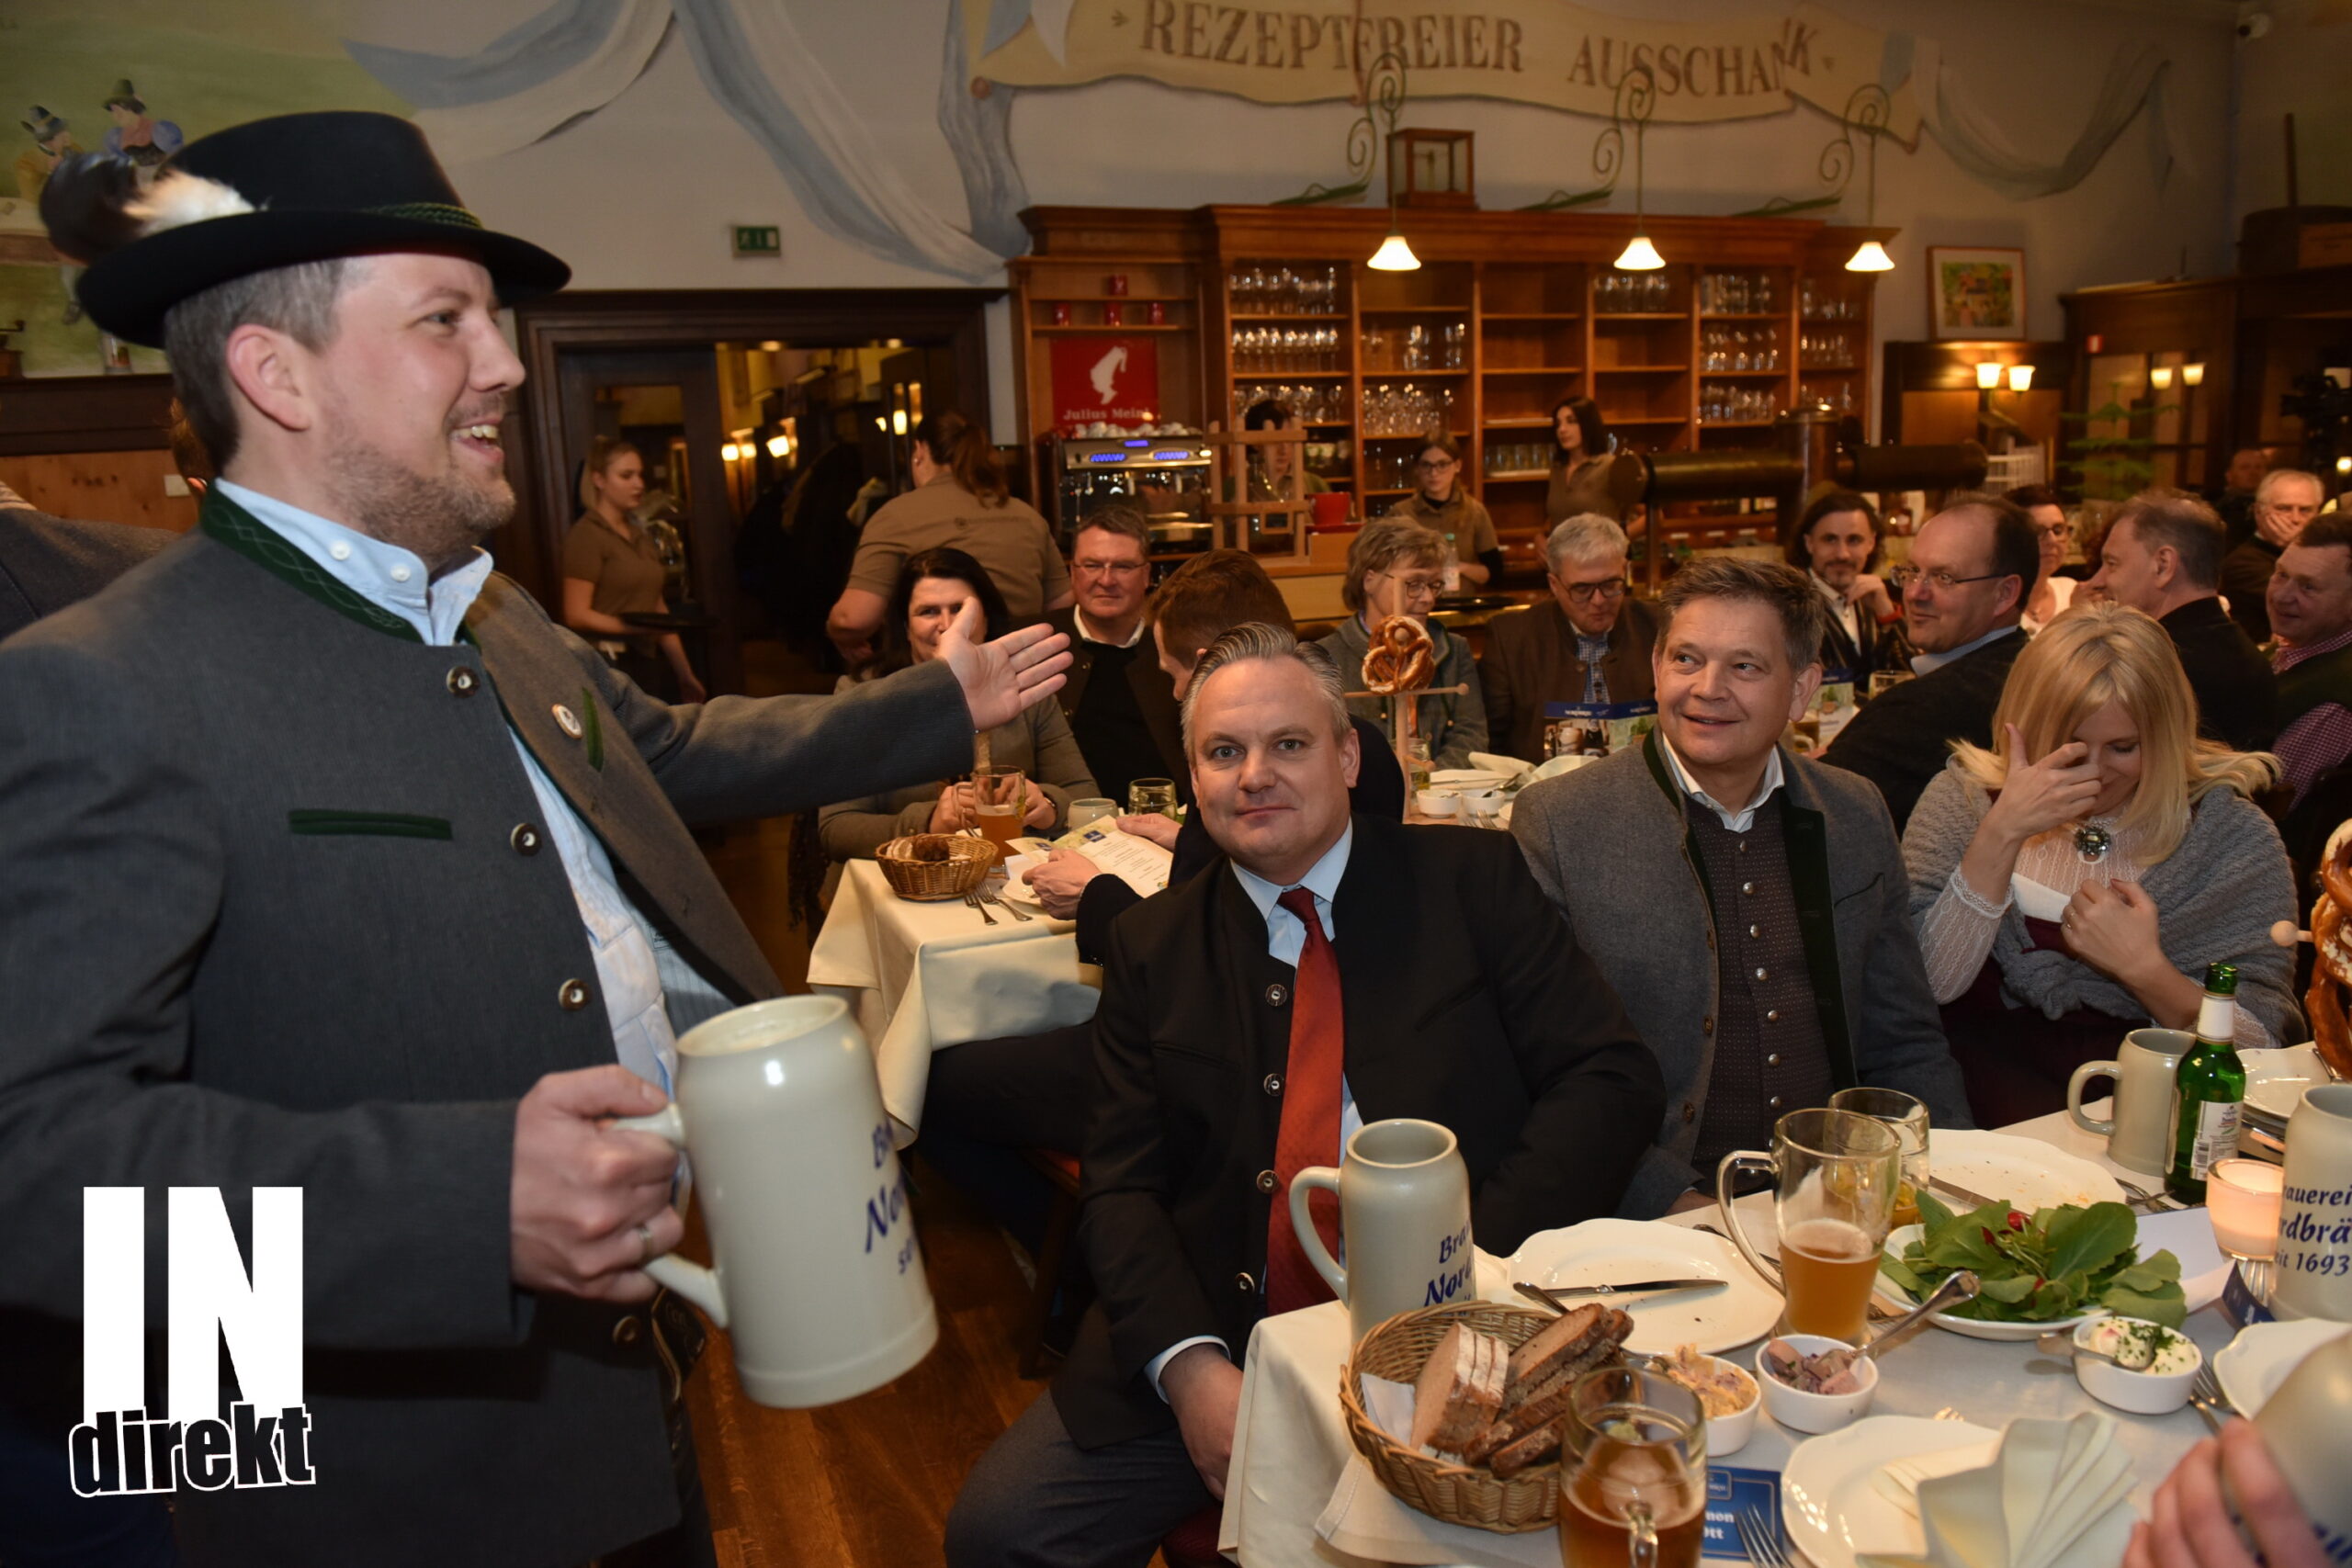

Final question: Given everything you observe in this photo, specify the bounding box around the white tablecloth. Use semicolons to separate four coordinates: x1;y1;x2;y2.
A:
1219;1109;2230;1568
805;860;1100;1145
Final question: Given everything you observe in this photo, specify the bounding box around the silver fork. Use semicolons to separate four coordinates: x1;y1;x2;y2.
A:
963;888;998;926
1738;1506;1792;1568
982;879;1033;922
2191;1364;2236;1427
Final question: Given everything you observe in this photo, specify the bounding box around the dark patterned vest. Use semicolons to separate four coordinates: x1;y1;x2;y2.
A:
1685;795;1836;1171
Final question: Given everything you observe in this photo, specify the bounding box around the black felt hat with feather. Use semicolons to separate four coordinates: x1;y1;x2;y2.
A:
42;110;570;347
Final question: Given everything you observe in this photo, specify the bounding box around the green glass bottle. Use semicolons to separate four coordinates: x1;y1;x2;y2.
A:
2165;963;2248;1203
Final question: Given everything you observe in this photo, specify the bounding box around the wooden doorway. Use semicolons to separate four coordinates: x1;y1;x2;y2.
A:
506;288;1001;694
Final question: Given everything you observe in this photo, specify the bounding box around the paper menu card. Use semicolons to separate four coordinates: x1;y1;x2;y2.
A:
1037;822;1174;898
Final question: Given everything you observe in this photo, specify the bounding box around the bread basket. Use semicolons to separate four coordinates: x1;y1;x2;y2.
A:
1339;1301;1566;1533
873;833;997;900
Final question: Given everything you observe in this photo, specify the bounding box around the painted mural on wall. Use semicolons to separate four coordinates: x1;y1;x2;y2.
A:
0;0;408;376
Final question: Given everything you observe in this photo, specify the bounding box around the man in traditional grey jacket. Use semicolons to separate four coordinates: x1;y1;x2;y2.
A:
3;113;1068;1567
1511;558;1968;1220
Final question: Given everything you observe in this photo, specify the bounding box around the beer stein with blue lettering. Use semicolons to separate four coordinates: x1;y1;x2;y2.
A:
1289;1118;1475;1343
616;996;937;1405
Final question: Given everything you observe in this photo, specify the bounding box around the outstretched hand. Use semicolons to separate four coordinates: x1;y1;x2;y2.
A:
937;598;1072;730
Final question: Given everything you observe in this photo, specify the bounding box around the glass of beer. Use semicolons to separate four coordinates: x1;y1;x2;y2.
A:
1127;778;1179;818
969;766;1028;864
1714;1109;1901;1343
1559;1367;1708;1568
1067;797;1118;832
1828;1087;1931;1228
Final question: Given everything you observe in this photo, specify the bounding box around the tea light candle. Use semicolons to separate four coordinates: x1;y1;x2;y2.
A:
2207;1158;2284;1258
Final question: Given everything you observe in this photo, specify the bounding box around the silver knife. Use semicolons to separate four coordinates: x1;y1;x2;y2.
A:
1532;1277;1726;1299
1928;1178;2009;1213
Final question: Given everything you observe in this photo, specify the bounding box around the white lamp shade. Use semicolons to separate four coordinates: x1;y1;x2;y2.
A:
2182;362;2206;387
719;443;741;462
1367;231;1421;272
1974;362;2003;390
2150;365;2174;389
1613;232;1666;271
1845;240;1894;273
2007;364;2035;392
766;434;790;458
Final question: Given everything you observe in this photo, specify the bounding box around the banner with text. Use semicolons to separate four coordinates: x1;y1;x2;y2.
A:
969;0;1919;135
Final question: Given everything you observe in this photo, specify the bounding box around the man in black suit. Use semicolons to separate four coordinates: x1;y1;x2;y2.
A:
2219;469;2324;645
1822;492;2039;830
2086;489;2278;752
1044;502;1183;807
1787;489;1906;682
944;625;1663;1568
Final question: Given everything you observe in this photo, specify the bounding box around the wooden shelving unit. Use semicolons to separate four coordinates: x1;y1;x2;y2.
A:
1009;206;1882;572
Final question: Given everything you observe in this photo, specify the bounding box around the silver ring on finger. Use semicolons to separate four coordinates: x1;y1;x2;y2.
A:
635;1222;656;1266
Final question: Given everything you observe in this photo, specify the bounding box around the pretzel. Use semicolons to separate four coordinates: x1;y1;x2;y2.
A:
1361;614;1435;696
2307;827;2352;1083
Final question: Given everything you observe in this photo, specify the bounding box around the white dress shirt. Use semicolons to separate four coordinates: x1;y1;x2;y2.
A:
214;481;732;1104
1812;571;1860;649
1655;728;1787;832
1146;823;1359;1397
1072;604;1146;649
1909;623;2018;677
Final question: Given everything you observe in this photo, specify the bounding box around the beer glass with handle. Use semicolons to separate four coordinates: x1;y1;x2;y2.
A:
1714;1110;1901;1343
1559;1367;1708;1568
1827;1087;1930;1228
969;765;1027;865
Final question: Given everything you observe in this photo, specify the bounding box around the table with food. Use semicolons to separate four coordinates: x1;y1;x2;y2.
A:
1216;1052;2352;1568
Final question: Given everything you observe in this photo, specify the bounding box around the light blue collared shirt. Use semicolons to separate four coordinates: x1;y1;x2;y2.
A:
1148;823;1361;1395
215;482;729;1103
1909;623;2019;677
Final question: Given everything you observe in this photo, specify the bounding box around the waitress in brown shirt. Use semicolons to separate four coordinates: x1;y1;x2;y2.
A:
560;437;707;702
1394;434;1501;587
1546;394;1634;533
826;410;1070;663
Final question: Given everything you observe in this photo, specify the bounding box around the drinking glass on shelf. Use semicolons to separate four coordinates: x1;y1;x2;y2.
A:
1128;778;1180;818
969;765;1028;864
1558;1367;1708;1568
1715;1108;1901;1343
1828;1086;1931;1228
1066;797;1118;832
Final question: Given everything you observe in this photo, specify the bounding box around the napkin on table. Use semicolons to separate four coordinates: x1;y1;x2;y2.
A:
1862;1414;2136;1568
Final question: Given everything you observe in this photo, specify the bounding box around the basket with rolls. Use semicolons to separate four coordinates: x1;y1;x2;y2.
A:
873;832;996;900
1340;1300;1634;1532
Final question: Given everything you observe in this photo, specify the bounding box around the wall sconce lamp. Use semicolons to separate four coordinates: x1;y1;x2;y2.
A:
765;434;790;459
2182;362;2206;387
1975;362;2003;390
2150;365;2175;389
719;442;741;463
2007;364;2034;392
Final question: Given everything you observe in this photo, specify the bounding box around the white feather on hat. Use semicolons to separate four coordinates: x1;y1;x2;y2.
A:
125;170;256;236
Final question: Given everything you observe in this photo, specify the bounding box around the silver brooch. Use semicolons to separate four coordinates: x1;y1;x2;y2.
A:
2074;822;2114;863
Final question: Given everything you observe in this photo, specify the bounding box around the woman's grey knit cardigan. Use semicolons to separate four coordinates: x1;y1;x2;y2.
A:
1902;761;2305;1043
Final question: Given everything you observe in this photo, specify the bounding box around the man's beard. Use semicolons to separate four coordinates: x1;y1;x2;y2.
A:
321;410;514;573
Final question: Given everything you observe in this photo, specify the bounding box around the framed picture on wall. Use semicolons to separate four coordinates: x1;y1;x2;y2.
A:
1928;247;2027;340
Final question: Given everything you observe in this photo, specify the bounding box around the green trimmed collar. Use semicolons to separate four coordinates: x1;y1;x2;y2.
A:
199;489;425;643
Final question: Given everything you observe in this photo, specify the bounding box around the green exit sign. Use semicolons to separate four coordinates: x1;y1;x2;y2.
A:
732;225;781;258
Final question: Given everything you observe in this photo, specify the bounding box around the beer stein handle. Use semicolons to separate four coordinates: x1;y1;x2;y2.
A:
1713;1149;1784;1292
1626;1498;1658;1568
2065;1060;2120;1137
611;1106;728;1326
1287;1166;1348;1301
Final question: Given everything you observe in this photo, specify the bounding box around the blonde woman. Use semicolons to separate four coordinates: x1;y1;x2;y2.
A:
1902;603;2300;1122
1316;518;1486;767
561;436;706;702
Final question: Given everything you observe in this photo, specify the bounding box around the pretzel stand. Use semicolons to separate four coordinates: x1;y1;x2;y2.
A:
1352;615;1467;782
2299;826;2352;1083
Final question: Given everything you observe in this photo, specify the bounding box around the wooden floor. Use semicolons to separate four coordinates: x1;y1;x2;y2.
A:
678;640;1139;1568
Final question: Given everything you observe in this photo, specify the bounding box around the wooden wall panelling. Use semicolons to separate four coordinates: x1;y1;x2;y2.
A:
6;449;197;531
0;372;191;531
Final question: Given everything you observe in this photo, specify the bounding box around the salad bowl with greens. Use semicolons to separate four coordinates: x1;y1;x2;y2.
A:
1876;1193;2185;1342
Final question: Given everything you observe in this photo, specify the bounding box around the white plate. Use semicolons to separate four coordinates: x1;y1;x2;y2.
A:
2214;1320;2352;1416
1875;1224;2106;1342
1781;1416;2001;1568
1875;1204;2220;1341
2244;1043;2328;1123
1429;769;1511;789
1928;1129;2126;1212
1506;1218;1781;1354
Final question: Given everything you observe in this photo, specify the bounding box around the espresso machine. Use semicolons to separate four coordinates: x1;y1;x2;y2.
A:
1044;434;1214;558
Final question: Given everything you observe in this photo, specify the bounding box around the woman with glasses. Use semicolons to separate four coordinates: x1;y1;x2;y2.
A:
1903;603;2298;1122
819;547;1096;888
1317;520;1487;767
2007;484;2079;633
1395;434;1502;588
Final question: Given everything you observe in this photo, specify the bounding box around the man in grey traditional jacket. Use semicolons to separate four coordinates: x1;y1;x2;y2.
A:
1511;558;1969;1220
3;113;1068;1567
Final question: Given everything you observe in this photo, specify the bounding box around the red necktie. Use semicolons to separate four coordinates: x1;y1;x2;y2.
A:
1266;886;1346;1314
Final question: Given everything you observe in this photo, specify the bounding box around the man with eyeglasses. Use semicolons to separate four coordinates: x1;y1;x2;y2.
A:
1820;491;2040;829
2221;469;2324;644
1317;518;1487;767
1044;501;1182;806
2085;488;2277;752
1482;513;1658;762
